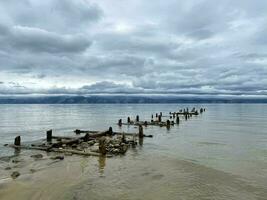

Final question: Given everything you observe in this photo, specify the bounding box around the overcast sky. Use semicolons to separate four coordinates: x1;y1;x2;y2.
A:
0;0;267;97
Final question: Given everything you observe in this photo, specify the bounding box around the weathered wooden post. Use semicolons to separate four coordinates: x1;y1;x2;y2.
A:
185;114;188;120
47;130;52;142
14;136;21;146
122;133;126;143
138;125;144;138
144;121;148;126
158;115;162;122
127;117;131;123
136;115;139;122
99;137;107;155
200;108;203;113
108;127;113;135
160;112;162;116
118;119;122;126
156;113;158;117
151;114;153;119
176;116;180;124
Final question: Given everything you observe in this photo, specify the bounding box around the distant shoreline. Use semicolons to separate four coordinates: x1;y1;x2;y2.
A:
0;95;267;104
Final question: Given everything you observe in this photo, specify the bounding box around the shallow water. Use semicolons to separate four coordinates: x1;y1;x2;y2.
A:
0;104;266;199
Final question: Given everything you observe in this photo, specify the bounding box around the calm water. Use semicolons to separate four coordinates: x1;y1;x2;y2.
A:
0;104;267;199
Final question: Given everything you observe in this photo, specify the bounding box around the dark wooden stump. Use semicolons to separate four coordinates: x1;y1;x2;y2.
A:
46;130;52;142
176;116;180;124
136;115;139;122
14;136;21;146
118;119;122;126
144;121;148;126
138;125;144;138
167;120;171;128
108;127;113;135
127;117;131;123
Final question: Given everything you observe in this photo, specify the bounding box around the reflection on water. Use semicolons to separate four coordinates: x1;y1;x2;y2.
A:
0;104;267;199
98;156;106;175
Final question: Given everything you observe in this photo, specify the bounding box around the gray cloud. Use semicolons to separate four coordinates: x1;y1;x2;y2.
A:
0;0;267;97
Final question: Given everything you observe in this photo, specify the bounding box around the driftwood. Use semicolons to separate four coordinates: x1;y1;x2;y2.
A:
9;144;112;157
74;129;137;137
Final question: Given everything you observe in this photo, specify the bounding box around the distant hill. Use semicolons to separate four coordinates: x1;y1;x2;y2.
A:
0;95;267;104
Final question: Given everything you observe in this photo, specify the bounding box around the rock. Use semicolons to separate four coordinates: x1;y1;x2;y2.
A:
30;154;43;159
88;140;95;146
50;156;64;160
5;166;11;170
4;144;8;146
11;171;20;179
12;159;21;163
30;169;37;173
112;149;120;154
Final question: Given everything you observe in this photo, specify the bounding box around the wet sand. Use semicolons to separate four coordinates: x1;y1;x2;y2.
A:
0;149;266;200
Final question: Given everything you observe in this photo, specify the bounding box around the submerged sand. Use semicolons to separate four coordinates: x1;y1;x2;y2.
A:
0;149;266;200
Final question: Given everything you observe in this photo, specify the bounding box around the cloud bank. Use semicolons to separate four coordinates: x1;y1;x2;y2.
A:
0;0;267;97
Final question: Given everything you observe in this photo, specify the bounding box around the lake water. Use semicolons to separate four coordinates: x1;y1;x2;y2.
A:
0;104;266;200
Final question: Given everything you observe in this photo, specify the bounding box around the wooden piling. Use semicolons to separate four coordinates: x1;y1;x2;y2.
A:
46;130;52;142
127;117;131;123
138;125;144;138
118;119;122;126
108;127;113;135
136;115;139;122
158;115;162;122
176;116;180;124
14;136;21;146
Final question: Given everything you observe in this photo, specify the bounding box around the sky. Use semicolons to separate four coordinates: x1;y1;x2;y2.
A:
0;0;267;97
